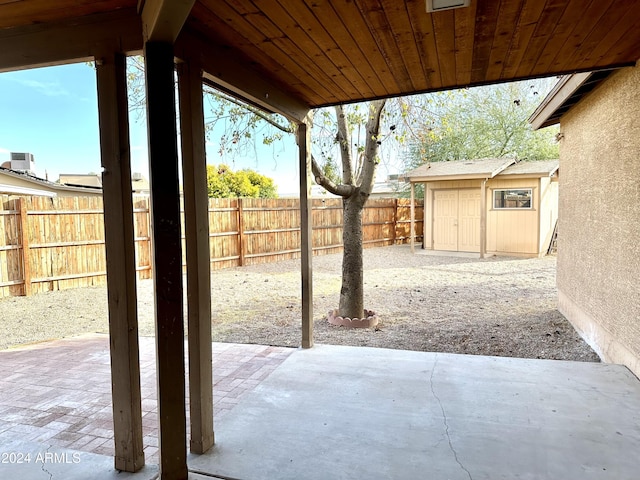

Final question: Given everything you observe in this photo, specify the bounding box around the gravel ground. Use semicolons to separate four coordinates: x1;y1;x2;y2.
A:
0;245;599;362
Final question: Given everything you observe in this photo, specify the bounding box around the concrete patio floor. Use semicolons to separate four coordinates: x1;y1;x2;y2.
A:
1;336;640;479
0;334;292;479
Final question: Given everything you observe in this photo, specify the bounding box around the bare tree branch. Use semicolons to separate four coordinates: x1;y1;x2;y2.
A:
311;154;356;197
358;99;386;194
204;85;293;134
335;105;354;185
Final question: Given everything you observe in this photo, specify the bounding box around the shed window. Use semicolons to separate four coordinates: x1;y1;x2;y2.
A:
493;189;532;209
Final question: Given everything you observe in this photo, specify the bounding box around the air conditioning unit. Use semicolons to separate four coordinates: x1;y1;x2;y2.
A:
10;152;35;173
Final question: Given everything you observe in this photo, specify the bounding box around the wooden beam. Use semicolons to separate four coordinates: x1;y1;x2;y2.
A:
529;72;591;130
298;119;313;349
176;59;215;455
141;0;195;43
410;182;415;253
0;9;142;73
95;52;145;473
423;182;428;249
144;41;188;480
480;179;487;259
175;28;310;123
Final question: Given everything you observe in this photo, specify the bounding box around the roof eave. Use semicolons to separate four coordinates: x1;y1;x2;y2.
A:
529;68;621;130
529;73;592;130
409;173;497;183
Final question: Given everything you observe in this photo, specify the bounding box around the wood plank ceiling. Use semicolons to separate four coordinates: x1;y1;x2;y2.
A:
2;0;640;109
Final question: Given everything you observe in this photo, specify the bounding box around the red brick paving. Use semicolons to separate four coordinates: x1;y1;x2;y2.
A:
0;334;293;464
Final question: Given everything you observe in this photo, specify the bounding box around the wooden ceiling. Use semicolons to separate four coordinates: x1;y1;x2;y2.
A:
1;0;640;115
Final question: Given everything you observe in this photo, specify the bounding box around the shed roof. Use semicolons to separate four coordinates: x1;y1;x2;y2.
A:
406;158;515;182
500;159;559;177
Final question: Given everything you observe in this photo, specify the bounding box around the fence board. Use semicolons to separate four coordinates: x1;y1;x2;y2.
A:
0;194;423;298
0;197;22;298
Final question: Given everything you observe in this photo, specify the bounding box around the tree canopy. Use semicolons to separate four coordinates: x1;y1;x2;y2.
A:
206;164;277;198
404;79;559;169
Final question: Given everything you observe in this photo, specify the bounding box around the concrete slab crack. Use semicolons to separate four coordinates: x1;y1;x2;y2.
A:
430;354;473;480
40;444;53;480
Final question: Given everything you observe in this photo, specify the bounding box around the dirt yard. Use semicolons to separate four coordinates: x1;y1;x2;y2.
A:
0;245;599;362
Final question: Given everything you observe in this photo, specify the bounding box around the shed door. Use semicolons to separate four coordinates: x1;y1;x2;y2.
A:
433;190;458;251
432;189;481;252
458;190;481;252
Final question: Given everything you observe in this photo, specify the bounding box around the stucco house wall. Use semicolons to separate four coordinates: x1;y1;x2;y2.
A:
556;63;640;375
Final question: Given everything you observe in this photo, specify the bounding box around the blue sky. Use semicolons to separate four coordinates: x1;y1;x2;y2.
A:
0;62;301;194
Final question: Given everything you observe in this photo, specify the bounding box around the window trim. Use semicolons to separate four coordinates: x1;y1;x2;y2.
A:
492;188;534;210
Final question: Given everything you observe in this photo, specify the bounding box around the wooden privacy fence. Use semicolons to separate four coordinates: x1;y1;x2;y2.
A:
0;195;423;298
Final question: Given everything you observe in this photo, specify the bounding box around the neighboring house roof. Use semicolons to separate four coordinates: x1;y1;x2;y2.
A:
529;69;618;130
0;183;56;197
131;176;150;193
58;172;150;193
59;174;103;188
406;158;516;182
0;167;102;196
500;160;559;177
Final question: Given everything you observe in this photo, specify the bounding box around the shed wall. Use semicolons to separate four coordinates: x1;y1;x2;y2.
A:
538;176;558;254
423;177;549;256
486;177;540;255
557;63;640;375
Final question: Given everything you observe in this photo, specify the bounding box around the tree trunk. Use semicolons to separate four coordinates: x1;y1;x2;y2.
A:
339;191;365;319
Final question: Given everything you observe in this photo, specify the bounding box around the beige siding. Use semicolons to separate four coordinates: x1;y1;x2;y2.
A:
538;176;558;254
557;63;640;374
486;178;539;255
423;176;552;256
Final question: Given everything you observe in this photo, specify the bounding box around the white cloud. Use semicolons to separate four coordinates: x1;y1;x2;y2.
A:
4;77;70;97
23;79;70;97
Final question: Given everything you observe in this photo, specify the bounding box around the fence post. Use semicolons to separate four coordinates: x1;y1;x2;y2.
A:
146;199;152;277
237;198;245;266
410;184;416;253
392;198;398;245
18;197;32;296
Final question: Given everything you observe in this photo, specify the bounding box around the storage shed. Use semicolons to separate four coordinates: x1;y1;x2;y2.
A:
406;158;559;257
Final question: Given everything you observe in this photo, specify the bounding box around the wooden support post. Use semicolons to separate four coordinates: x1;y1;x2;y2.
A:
18;198;32;296
144;42;188;480
177;59;214;455
298;120;313;349
480;179;487;259
95;52;145;472
410;182;415;253
237;198;245;266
